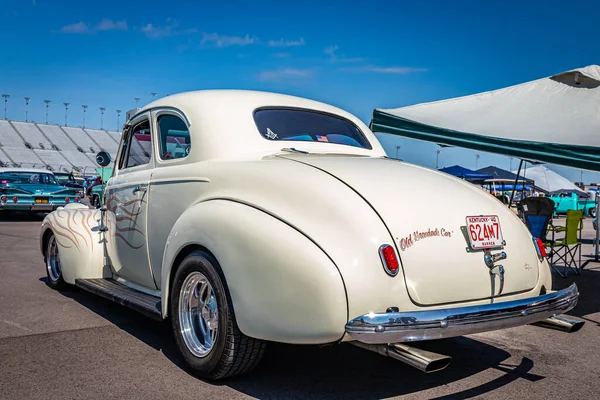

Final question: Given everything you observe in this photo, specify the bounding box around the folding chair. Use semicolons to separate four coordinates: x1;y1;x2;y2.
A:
518;197;555;241
547;209;584;277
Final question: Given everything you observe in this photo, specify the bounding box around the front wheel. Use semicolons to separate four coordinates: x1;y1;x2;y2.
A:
45;232;68;289
589;207;597;218
170;251;267;380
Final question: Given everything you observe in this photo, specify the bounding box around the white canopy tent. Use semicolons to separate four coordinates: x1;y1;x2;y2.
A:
371;65;600;171
371;65;600;266
514;165;586;195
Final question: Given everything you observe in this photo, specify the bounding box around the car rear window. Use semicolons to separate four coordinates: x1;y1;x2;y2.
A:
253;108;371;149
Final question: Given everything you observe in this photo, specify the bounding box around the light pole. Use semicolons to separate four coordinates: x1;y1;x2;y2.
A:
100;107;105;130
508;156;513;171
24;97;31;122
2;94;9;120
395;145;401;159
82;105;87;128
134;97;140;108
475;154;480;170
116;109;122;131
44;100;51;124
581;170;584;185
436;149;441;169
151;92;157;99
63;103;70;126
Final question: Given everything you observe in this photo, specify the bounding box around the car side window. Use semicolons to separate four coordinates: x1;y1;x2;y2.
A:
157;114;191;160
122;119;152;169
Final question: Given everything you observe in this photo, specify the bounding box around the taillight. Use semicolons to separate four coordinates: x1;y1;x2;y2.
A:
379;244;400;276
12;196;18;203
0;195;6;202
75;196;80;202
65;197;70;203
533;237;547;260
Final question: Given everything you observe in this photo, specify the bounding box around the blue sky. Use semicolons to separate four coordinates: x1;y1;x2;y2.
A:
1;0;599;182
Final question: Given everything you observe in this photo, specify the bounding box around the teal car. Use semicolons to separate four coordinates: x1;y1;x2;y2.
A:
0;168;82;215
549;192;597;217
89;167;113;208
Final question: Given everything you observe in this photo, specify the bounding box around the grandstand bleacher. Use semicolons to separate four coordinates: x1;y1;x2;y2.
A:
61;150;97;170
0;120;27;147
85;129;119;154
37;124;79;152
61;126;100;154
1;147;45;168
0;148;13;167
0;120;119;174
11;121;53;150
107;131;122;144
33;149;72;172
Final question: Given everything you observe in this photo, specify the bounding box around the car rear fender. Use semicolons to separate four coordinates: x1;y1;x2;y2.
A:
161;199;348;344
40;206;107;284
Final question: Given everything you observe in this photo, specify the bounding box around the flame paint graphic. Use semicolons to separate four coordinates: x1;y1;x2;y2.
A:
106;195;146;249
46;194;146;252
47;209;98;251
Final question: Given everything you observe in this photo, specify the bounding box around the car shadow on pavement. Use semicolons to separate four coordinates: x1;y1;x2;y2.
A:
44;277;547;399
225;340;543;400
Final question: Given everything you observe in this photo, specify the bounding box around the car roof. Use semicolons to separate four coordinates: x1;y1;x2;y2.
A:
128;90;386;161
0;168;55;175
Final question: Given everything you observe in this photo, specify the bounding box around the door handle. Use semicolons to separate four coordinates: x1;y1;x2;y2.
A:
132;186;147;194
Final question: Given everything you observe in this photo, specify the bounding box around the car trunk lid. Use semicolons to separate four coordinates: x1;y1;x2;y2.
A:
282;154;540;305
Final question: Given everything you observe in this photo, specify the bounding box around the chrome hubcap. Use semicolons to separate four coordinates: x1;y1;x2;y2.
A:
46;236;61;282
179;272;218;357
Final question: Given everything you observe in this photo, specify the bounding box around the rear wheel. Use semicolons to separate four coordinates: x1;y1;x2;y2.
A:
589;207;596;218
170;251;266;380
45;232;68;289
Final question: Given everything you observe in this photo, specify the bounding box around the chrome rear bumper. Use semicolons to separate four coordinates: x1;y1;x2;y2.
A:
345;284;579;344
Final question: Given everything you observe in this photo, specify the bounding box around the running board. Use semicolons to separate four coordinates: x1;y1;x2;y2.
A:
75;279;162;321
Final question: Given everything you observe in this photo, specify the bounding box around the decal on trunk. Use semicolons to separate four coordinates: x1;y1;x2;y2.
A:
398;228;454;251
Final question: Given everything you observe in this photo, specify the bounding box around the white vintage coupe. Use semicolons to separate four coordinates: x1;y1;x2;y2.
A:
40;90;581;379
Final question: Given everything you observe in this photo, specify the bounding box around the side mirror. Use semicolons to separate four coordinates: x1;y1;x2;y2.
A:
96;151;111;167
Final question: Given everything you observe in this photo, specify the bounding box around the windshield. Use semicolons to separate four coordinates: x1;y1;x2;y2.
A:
0;172;59;186
253;108;371;149
54;174;73;184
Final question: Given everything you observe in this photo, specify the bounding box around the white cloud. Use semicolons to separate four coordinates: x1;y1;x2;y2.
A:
141;19;196;38
59;19;128;34
344;65;427;74
61;21;89;34
268;37;305;47
258;68;314;82
201;33;256;47
96;18;127;31
324;44;339;56
323;45;363;63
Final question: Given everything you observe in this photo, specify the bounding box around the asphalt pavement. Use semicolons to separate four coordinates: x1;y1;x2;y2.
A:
0;212;599;399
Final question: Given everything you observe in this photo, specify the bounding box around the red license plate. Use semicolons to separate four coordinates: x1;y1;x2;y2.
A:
466;215;504;249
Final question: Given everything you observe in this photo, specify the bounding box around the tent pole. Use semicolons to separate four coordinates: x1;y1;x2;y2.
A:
509;159;524;207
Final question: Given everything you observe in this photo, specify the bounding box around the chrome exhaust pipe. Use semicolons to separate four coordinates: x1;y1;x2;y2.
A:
533;316;585;333
352;342;452;373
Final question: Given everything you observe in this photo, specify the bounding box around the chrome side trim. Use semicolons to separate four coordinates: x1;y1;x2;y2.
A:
346;284;579;344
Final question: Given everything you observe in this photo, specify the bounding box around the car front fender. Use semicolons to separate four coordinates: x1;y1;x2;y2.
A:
161;199;348;344
40;207;108;284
